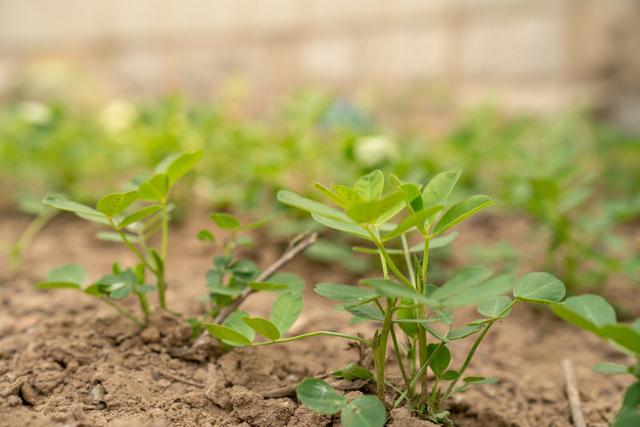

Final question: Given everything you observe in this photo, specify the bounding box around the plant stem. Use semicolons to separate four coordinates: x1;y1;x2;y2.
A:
394;341;443;408
158;203;170;309
112;223;156;274
137;293;151;325
375;299;395;401
10;209;57;274
418;235;431;402
101;297;144;328
390;324;413;398
250;331;367;346
401;234;416;287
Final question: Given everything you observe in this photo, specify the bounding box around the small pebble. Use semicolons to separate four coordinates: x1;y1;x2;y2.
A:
6;395;21;406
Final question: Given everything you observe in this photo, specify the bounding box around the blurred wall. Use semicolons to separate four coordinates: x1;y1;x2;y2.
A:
0;0;639;126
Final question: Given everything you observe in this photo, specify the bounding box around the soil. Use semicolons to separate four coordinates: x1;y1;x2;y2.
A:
0;212;636;427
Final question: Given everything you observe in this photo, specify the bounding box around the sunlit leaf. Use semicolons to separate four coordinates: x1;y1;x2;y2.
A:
433;195;493;235
513;272;565;304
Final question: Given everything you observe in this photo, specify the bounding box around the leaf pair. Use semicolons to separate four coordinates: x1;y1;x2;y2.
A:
296;378;386;427
204;292;303;346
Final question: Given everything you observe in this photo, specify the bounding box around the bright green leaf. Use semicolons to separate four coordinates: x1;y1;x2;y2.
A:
422;170;461;208
346;191;405;224
210;212;241;229
241;317;281;340
97;191;139;217
138;174;169;201
296;378;347;414
118;205;163;228
433;194;493;235
204;324;251;347
353;170;384;201
341;395;386;427
360;278;432;305
332;363;373;381
550;294;616;336
381;204;443;241
270;292;303;334
477;295;513;318
42;195;108;224
513;272;566;304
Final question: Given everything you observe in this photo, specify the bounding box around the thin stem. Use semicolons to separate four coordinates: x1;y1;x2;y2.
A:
421;235;430;293
394;341;444;408
401;234;416;287
442;301;517;402
111;221;156;274
390;324;413;398
137;293;151;326
10;209;57;273
250;331;367;346
101;297;144;328
161;203;169;261
375;300;395;400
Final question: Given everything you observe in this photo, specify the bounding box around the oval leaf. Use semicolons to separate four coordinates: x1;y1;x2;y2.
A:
296;378;347;415
433;194;493;235
360;278;432;305
315;283;377;303
204;324;251;347
210;212;241;229
241;317;281;340
477;295;513;318
422;170;461;208
46;264;86;285
353;170;384;201
550;294;616;336
97;191;140;217
513;272;566;304
341;395;386;427
270;292;303;334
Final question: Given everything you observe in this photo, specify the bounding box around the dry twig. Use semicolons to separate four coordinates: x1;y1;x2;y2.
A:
563;359;587;427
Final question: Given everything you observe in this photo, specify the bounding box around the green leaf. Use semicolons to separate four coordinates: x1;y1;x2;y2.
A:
381;204;444;241
278;190;348;220
333;185;365;205
346;191;405;224
224;310;256;344
344;303;384;321
441;370;460;380
601;324;640;354
332;363;373;381
430;266;492;305
210;212;241;229
464;376;498;385
315;283;377;303
197;230;215;241
550;294;616;336
311;213;369;239
37;281;82;290
440;273;514;307
42;195;108;224
360;278;432;305
314;182;348;207
156;151;202;185
97;191;140;217
446;324;483;340
46;264;86;285
341;395;386;427
204;324;252;347
353;170;384;201
422;170;461;208
249;272;305;294
241;317;281;340
433;194;493;235
477;296;513;318
513;272;566;304
593;363;631;375
270;292;303;334
138;174;169;201
296;378;348;414
118;205;163;228
427;343;451;376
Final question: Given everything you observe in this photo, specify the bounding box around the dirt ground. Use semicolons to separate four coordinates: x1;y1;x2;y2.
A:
0;212;635;427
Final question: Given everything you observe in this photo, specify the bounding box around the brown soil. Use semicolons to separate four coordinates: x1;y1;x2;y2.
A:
0;212;635;426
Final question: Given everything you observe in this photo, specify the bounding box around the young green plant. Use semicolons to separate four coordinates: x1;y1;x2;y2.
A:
270;170;566;425
37;151;202;326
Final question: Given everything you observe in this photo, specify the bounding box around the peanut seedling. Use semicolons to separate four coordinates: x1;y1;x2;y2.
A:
37;152;202;326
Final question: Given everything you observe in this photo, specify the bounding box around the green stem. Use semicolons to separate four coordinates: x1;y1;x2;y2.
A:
442;301;517;402
418;235;431;402
10;209;57;273
394;341;444;408
137;293;151;326
158;203;170;310
101;297;144;328
401;234;416;287
390;324;413;398
375;300;395;401
250;331;367;346
111;222;156;274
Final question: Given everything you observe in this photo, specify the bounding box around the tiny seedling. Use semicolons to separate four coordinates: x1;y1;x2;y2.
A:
551;294;640;426
37;152;202;326
207;169;566;426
